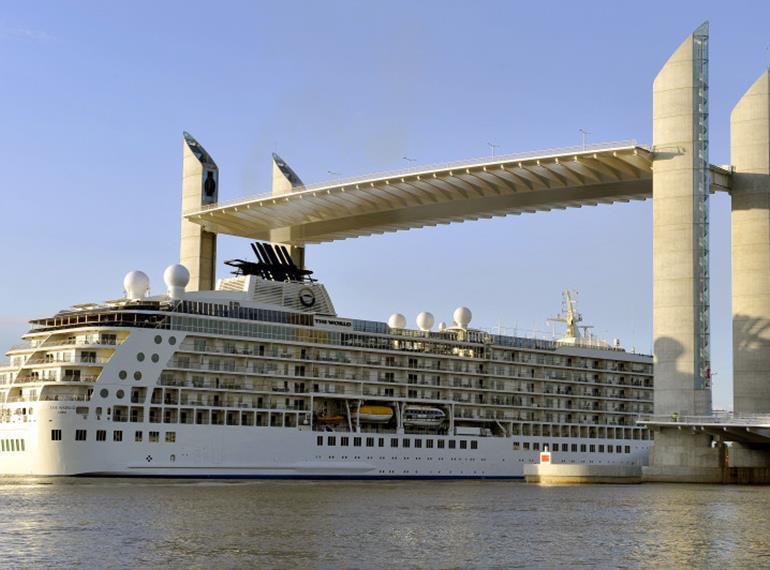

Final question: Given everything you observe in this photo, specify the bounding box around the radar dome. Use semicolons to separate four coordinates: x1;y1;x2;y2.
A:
416;311;435;332
453;306;472;329
164;264;190;300
123;271;150;300
438;321;447;332
388;313;407;329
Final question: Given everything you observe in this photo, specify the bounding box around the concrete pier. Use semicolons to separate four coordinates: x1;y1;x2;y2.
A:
731;70;770;415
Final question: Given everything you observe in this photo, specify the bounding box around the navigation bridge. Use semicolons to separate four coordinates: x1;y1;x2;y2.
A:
177;21;770;483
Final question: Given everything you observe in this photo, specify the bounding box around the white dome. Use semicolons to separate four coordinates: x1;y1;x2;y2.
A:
453;306;472;328
438;321;447;332
164;264;190;289
123;271;150;300
416;311;435;332
388;313;407;329
164;264;190;300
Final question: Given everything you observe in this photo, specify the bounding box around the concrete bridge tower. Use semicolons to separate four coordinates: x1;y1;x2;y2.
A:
270;153;307;269
180;132;219;291
652;22;712;418
731;70;770;414
644;23;725;482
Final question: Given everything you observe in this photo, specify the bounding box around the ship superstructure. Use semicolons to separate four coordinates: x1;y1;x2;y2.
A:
0;243;653;477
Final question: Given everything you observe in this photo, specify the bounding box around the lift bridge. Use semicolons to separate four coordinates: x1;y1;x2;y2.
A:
178;22;770;482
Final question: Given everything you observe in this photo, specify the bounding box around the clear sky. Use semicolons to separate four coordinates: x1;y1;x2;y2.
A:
2;1;769;409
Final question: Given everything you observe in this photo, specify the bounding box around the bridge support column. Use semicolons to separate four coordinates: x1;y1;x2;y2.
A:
731;70;770;415
652;22;712;417
270;153;306;269
180;132;218;291
644;23;718;483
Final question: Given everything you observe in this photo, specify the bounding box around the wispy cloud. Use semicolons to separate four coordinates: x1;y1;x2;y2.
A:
0;27;53;41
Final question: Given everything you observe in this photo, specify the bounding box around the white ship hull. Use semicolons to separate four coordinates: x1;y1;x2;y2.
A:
0;402;651;478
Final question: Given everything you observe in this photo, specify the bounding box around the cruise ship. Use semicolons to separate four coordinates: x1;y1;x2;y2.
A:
0;241;654;477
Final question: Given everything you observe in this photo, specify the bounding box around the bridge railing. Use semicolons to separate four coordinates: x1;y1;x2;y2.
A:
637;413;770;427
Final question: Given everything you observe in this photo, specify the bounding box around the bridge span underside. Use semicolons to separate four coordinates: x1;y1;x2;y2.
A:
185;144;731;245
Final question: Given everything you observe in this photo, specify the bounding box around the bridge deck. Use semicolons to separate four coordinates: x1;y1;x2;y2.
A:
185;141;733;245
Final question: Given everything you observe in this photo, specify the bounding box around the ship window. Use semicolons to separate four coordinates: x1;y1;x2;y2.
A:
100;389;109;398
353;437;362;447
402;439;410;448
599;445;605;452
426;440;434;449
114;430;123;442
378;438;384;448
580;444;587;452
75;429;87;441
414;439;422;449
470;441;478;450
119;370;127;380
552;444;559;452
607;446;613;453
169;337;177;346
533;443;540;451
390;438;399;448
151;354;160;363
460;440;467;450
96;430;106;441
154;335;162;345
134;372;142;381
149;431;159;443
19;440;24;452
137;353;145;362
328;436;336;446
51;429;62;441
341;437;349;447
165;432;176;443
590;444;595;452
449;440;456;449
135;431;143;442
438;440;445;449
366;437;374;447
625;445;631;454
1;440;5;452
571;444;578;452
523;442;530;450
116;390;125;400
616;445;622;453
512;441;520;450
316;436;323;446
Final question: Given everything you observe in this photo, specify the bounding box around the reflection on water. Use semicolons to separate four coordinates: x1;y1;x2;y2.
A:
0;479;768;569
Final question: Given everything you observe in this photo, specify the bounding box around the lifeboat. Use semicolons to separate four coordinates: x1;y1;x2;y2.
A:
403;405;445;427
353;405;393;423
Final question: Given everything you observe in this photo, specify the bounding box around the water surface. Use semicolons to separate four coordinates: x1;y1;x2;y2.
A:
0;479;767;569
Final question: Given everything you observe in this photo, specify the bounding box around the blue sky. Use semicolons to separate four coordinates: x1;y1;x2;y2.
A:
2;1;769;409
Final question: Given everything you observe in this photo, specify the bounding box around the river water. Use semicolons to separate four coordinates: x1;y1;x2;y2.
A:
0;479;767;569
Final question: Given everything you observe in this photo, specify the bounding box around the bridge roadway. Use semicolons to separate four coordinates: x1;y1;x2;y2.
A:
185;140;733;245
638;414;770;446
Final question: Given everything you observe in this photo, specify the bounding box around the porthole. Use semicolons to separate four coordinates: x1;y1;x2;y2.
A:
118;370;127;380
134;371;142;381
169;337;177;346
154;335;162;345
116;390;125;399
100;389;109;398
151;354;159;363
137;353;145;362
